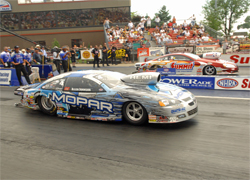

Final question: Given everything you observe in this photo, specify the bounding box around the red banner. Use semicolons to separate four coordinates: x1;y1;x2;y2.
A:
137;48;149;58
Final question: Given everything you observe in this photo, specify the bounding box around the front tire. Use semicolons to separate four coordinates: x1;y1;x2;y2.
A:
37;96;57;115
203;65;216;75
123;102;147;125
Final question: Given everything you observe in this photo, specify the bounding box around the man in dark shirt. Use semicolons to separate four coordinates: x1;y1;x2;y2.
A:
70;48;76;68
125;46;131;63
111;45;117;65
102;43;109;67
91;45;100;68
32;48;42;64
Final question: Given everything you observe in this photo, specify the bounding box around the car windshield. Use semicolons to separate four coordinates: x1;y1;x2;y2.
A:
185;53;200;60
94;72;126;88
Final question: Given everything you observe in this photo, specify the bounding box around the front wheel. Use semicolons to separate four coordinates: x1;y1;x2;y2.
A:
37;96;57;115
123;102;148;125
203;65;216;75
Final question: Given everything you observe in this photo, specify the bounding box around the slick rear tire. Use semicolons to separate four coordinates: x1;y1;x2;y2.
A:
37;96;57;115
123;101;148;125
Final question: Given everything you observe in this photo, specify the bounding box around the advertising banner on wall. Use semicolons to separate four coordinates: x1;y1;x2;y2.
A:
160;76;215;89
0;70;11;85
215;77;250;90
168;46;195;53
81;50;102;60
0;0;12;11
137;48;149;57
196;45;222;55
221;54;250;66
149;47;166;56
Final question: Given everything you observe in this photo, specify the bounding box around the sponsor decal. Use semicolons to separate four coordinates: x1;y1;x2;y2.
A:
171;107;186;114
242;79;250;89
228;55;249;65
137;48;149;57
149;115;157;122
0;70;11;85
0;0;12;11
161;77;215;89
71;88;91;91
52;92;113;113
130;75;152;80
156;116;168;123
157;68;176;75
216;78;238;89
64;87;70;91
170;62;194;70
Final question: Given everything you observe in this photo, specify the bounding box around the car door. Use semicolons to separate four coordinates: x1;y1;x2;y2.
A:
62;76;107;115
168;55;196;75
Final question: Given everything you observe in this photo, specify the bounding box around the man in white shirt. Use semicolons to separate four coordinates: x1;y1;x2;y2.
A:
155;16;160;27
184;29;190;37
202;35;209;42
139;21;145;32
128;21;133;30
183;20;188;28
189;14;196;26
52;46;61;74
146;16;151;30
140;16;146;22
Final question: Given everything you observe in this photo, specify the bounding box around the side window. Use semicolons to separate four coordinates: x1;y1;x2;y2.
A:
42;79;65;91
64;77;105;92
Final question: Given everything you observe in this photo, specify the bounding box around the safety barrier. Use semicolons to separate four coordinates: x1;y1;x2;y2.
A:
160;75;250;91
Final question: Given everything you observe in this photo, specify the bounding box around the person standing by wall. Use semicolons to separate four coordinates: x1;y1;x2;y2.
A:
0;46;11;68
102;43;109;67
125;46;131;63
32;48;42;64
155;16;161;27
111;45;117;65
52;46;61;74
103;17;112;29
91;45;100;68
11;46;31;86
146;16;151;31
60;46;72;72
24;48;32;75
70;47;76;68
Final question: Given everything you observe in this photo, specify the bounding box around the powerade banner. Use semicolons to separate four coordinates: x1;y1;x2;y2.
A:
0;70;11;85
161;76;215;89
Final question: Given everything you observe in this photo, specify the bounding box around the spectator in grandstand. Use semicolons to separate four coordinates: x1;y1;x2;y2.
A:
168;21;173;28
0;46;11;68
111;45;117;65
172;16;177;26
60;46;72;72
52;46;61;74
201;34;210;42
183;20;188;28
103;17;112;29
125;46;131;63
128;21;133;30
146;16;151;30
139;20;145;32
91;45;100;68
41;46;47;62
189;38;196;45
155;16;161;27
189;14;196;26
33;48;42;64
184;28;190;37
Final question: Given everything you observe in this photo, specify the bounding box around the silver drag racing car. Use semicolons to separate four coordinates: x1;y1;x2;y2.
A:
14;70;198;125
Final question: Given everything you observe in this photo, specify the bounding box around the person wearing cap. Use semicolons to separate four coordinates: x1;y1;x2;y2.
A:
0;46;11;68
60;46;72;72
24;48;32;75
91;45;100;68
11;46;31;85
52;46;61;74
33;48;41;64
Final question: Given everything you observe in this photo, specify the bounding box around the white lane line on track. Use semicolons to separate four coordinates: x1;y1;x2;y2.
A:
196;96;250;100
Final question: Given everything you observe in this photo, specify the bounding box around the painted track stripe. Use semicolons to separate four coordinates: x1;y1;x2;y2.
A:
196;96;250;100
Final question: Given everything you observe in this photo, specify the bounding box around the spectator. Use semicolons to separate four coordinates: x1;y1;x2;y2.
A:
125;46;131;63
41;46;47;62
24;48;32;75
168;21;173;28
70;47;76;68
103;17;112;29
189;38;196;44
184;28;190;37
102;43;109;67
60;46;72;72
139;20;145;32
140;16;146;22
111;45;117;65
183;20;188;28
0;46;11;68
52;46;61;74
155;16;161;27
146;16;151;30
172;16;176;26
128;21;133;30
91;45;100;68
33;48;42;64
189;14;196;26
11;46;31;86
223;40;228;54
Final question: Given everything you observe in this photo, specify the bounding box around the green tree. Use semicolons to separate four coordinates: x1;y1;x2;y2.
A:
52;38;60;48
237;16;250;29
202;0;250;36
131;11;141;22
153;5;171;26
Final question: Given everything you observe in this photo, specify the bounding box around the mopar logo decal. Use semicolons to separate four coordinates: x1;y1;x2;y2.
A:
52;92;113;113
171;107;186;114
217;78;238;88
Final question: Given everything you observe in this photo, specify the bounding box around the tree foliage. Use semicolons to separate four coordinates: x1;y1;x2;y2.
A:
153;5;171;26
202;0;250;36
237;16;250;29
131;11;141;22
52;38;60;48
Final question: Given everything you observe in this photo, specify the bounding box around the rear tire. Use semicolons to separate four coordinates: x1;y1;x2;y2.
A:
123;101;147;125
37;96;57;115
